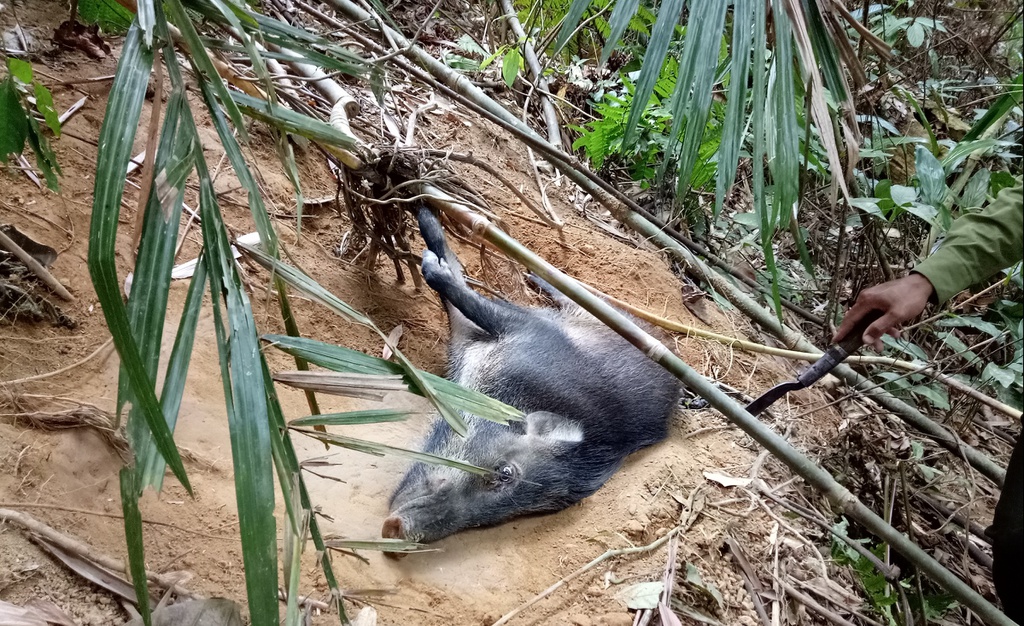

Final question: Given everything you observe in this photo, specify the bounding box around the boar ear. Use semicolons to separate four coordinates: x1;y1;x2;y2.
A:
524;411;584;443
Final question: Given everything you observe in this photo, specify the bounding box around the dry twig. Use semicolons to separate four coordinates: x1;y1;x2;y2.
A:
490;526;683;626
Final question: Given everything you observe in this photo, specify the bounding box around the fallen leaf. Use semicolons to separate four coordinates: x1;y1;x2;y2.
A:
614;581;663;610
702;471;751;489
125;598;242;626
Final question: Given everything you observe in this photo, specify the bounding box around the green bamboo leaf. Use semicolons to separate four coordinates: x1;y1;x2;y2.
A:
191;123;278;626
187;1;368;76
264;334;523;424
137;0;155;46
290;409;413;427
749;0;782;319
138;257;207;489
192;58;323;431
715;0;752;217
229;91;357;149
293;428;491;476
961;73;1022;142
772;7;800;231
120;468;152;626
164;0;249;142
800;0;846;102
87;20;191;494
554;0;595;55
122;87;195;489
323;538;435;553
258;353;348;623
895;86;938;155
600;0;640;66
622;0;686;148
238;243;472;436
671;0;728;194
941;138;1013;175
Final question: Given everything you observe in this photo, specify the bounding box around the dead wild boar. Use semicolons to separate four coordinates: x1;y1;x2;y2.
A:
381;206;682;545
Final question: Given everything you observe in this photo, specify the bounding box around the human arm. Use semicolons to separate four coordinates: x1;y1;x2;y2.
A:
833;179;1023;350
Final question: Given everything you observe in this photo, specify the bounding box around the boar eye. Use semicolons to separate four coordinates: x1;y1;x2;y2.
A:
496;465;515;483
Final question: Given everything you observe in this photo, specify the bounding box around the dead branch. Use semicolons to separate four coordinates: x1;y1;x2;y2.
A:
0;229;74;301
1;338;114;386
0;507;198;598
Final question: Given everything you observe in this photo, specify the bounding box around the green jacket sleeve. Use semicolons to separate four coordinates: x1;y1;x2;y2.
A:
913;179;1024;304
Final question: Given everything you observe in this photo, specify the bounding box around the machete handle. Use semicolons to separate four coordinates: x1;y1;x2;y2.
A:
795;310;884;388
838;309;885;354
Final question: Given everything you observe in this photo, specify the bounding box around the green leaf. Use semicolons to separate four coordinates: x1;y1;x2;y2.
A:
122;88;195;490
554;0;595;55
800;0;847;102
32;82;61;136
192;126;279;625
259;354;348;622
959;169;990;210
293;428;491;476
137;0;156;46
912;384;949;409
265;334;523;424
715;0;753;217
622;0;686;148
7;58;33;83
239;244;472;436
906;22;925;47
290;409;412;427
771;5;800;231
120;468;152;626
664;0;728;194
749;0;781;319
164;0;249;142
502;48;521;88
936;316;1004;338
936;331;979;365
982;362;1017;388
914;145;947;210
890;184;917;206
0;77;29;162
24;113;61;190
896;86;938;155
600;0;640;66
961;73;1021;143
324;538;434;553
230;92;357;149
941;139;1013;175
87;20;191;494
77;0;134;32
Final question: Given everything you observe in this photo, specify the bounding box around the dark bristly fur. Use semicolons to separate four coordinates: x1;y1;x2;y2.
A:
382;206;681;545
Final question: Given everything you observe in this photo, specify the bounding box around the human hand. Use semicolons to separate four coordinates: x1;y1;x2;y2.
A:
832;273;936;351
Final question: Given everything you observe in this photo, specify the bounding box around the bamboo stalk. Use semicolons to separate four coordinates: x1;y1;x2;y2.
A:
497;0;561;147
428;196;1014;626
